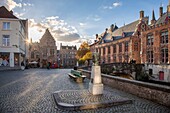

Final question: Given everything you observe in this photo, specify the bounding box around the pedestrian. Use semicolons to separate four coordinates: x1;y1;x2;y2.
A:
47;62;50;69
21;61;25;71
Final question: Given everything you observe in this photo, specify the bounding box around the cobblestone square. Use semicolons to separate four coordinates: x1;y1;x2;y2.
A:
0;69;170;113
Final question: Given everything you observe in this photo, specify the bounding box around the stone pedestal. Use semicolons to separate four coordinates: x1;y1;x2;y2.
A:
89;66;103;95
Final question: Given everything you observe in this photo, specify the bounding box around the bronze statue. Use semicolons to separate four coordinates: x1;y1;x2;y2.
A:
92;53;99;66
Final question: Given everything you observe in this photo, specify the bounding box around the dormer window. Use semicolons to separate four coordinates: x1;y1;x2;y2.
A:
112;36;115;40
122;32;126;37
102;40;104;43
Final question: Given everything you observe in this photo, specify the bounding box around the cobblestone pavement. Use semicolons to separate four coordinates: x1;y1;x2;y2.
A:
0;69;170;113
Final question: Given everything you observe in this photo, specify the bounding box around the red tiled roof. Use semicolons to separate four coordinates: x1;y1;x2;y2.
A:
0;6;18;19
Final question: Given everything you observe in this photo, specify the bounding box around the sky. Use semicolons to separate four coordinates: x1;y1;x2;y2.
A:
0;0;169;49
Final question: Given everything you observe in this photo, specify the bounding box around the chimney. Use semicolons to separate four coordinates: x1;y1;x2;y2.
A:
140;10;144;19
96;34;98;39
105;28;108;33
10;10;13;14
159;6;163;17
110;24;114;32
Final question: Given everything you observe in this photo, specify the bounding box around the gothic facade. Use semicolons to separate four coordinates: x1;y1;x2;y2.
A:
90;2;170;82
29;29;57;67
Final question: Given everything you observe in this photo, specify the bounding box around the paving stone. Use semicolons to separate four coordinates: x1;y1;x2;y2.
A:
53;90;132;110
0;69;169;113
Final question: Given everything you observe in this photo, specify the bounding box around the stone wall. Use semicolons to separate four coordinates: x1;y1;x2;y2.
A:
80;69;170;107
145;64;170;82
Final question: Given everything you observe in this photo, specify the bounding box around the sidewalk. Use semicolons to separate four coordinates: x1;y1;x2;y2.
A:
0;66;21;71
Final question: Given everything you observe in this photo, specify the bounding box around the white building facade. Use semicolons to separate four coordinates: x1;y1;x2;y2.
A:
0;6;29;67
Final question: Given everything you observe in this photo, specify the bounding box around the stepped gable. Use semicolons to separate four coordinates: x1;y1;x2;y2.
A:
40;29;55;42
0;6;18;19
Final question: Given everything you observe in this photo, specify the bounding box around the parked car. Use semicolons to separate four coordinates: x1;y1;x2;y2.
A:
50;63;58;69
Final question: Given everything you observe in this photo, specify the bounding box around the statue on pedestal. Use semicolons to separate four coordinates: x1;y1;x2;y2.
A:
92;52;99;66
89;52;103;95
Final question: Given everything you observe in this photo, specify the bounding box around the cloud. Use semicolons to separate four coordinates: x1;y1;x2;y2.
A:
79;22;86;26
103;2;122;10
46;16;59;20
28;16;81;42
14;12;25;18
0;0;33;10
113;2;122;7
103;6;113;10
94;17;101;21
86;15;101;22
55;33;80;42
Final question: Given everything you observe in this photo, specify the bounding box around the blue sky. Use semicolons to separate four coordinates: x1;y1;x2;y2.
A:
0;0;169;48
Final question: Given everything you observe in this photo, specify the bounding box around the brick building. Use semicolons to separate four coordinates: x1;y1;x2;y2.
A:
59;43;77;68
141;3;170;82
91;2;170;82
91;11;148;64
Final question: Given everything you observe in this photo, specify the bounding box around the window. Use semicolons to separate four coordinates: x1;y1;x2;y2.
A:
103;48;105;55
50;49;54;55
2;35;10;46
147;35;154;45
36;55;39;59
108;57;110;63
134;42;138;51
119;55;122;62
31;52;34;58
161;31;168;44
96;49;98;53
124;55;129;63
108;46;110;54
125;42;128;52
3;22;10;30
113;45;116;53
99;48;101;56
113;55;116;62
43;48;47;57
161;48;168;63
147;50;153;63
119;43;122;53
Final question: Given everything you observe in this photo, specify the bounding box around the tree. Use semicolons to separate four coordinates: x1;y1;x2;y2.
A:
76;42;92;64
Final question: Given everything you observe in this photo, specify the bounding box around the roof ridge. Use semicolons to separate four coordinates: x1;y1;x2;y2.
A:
116;19;139;30
0;6;18;19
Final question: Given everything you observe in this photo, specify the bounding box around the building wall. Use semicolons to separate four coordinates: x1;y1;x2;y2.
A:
141;22;170;64
60;46;77;68
0;18;28;67
95;37;132;64
145;64;170;82
141;20;170;82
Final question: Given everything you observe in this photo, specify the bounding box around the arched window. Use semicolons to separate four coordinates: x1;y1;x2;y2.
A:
31;52;34;58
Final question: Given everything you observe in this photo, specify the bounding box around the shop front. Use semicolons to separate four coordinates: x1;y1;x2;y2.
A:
0;52;24;67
